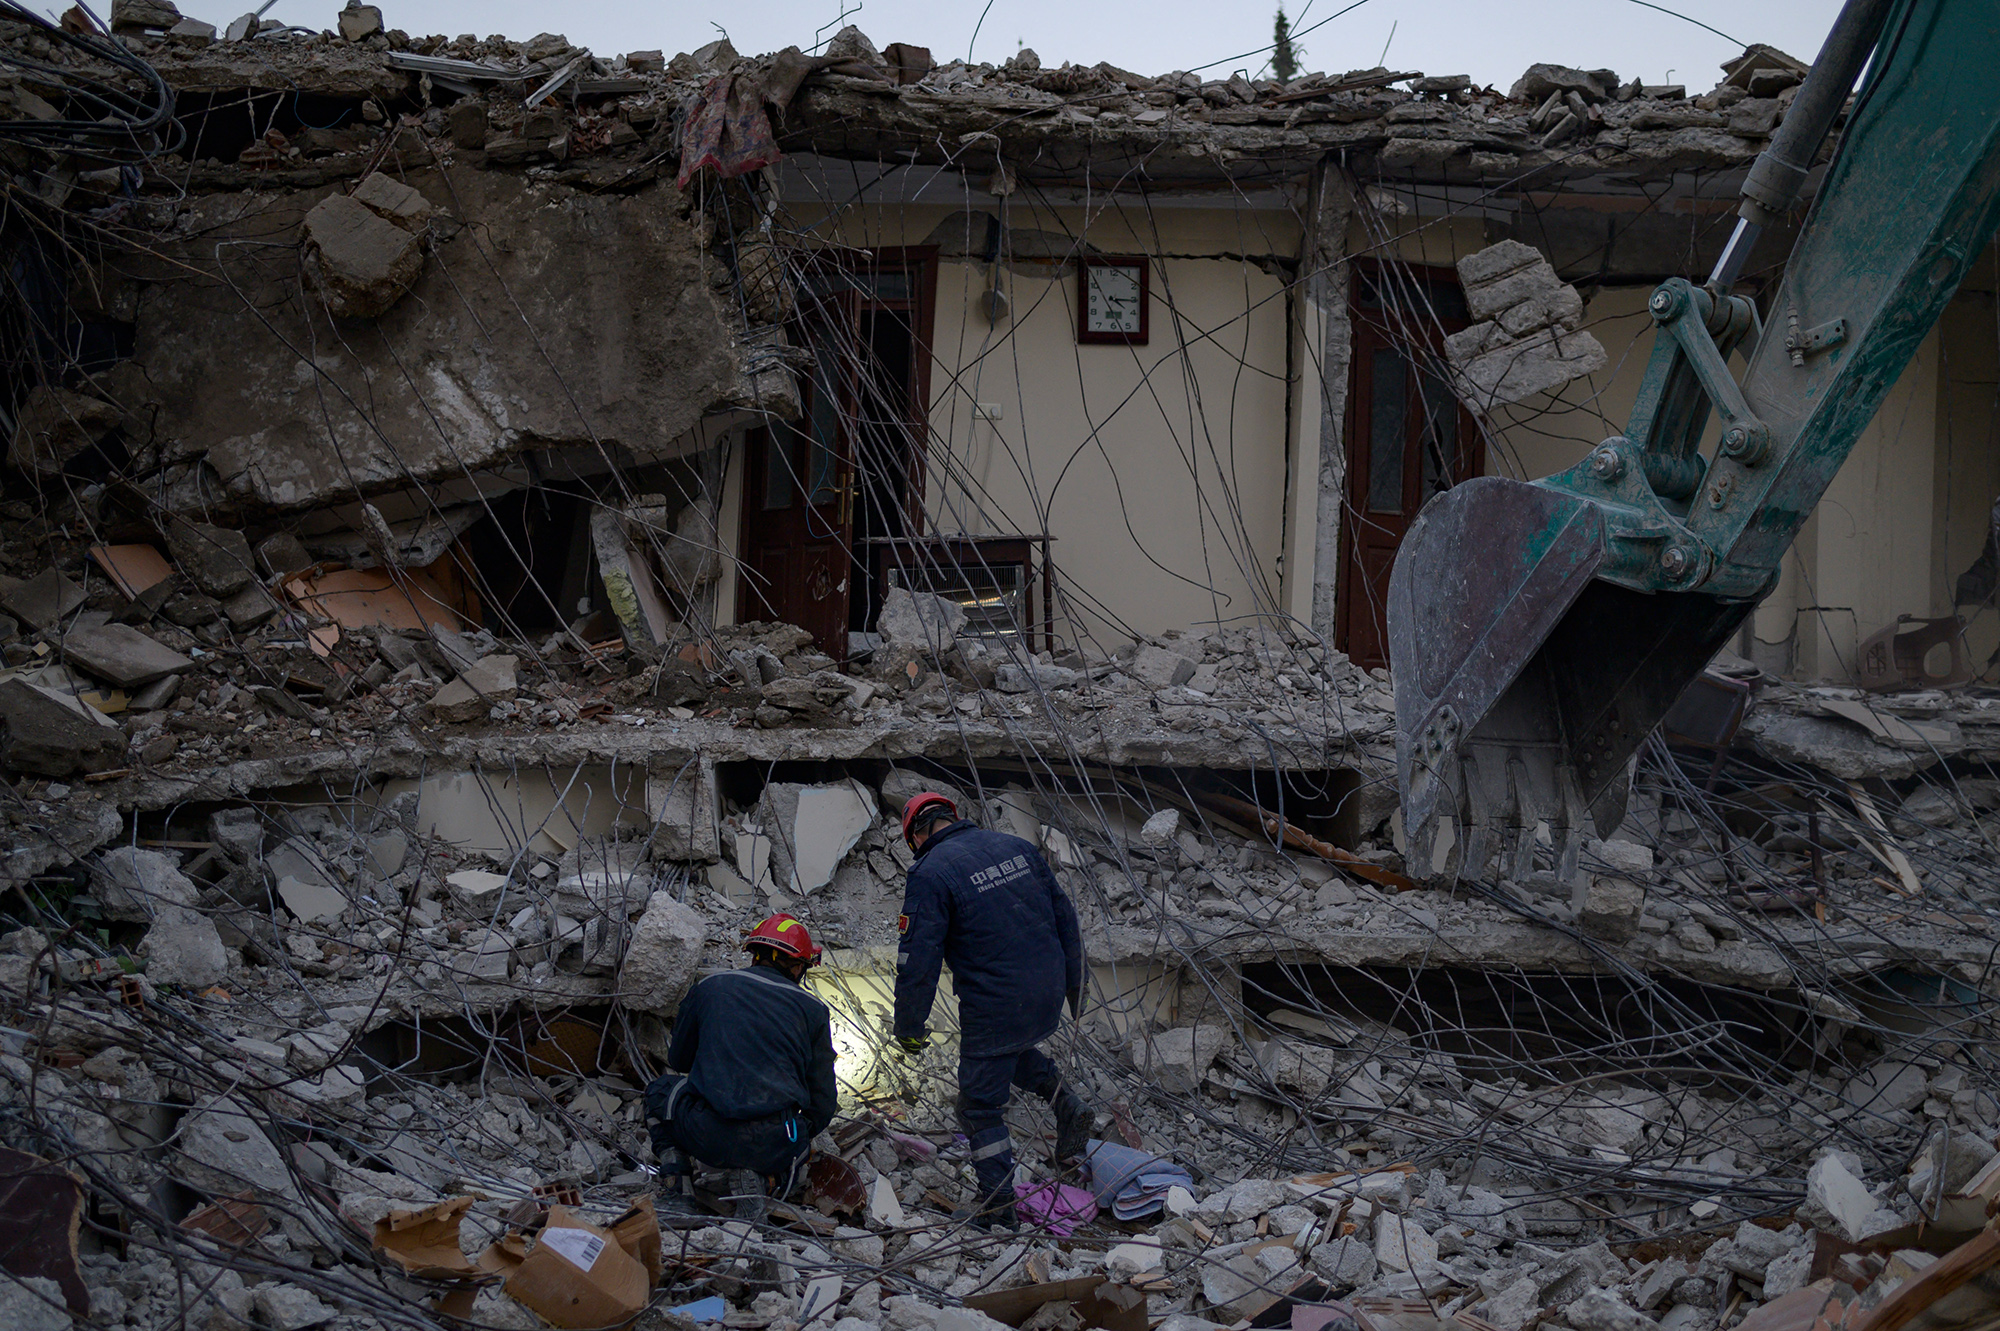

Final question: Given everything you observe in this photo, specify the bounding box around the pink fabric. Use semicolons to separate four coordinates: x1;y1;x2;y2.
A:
1013;1181;1097;1236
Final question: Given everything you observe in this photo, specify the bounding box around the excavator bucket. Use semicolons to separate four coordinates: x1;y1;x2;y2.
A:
1388;477;1749;881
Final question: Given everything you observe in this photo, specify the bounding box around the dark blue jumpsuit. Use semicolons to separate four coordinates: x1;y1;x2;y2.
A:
645;964;838;1188
894;820;1083;1204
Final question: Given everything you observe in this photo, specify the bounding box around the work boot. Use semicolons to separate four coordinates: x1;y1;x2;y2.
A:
1052;1087;1093;1166
953;1188;1019;1232
654;1148;701;1215
728;1168;769;1224
964;1148;1018;1231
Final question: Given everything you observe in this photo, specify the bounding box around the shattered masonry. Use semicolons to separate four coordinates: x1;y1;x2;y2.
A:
0;7;1998;1331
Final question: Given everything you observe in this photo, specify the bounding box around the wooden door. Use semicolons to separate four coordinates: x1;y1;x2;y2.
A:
736;250;937;659
738;329;856;654
1336;264;1483;671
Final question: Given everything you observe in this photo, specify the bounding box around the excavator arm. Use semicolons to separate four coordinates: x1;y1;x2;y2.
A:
1388;0;2000;880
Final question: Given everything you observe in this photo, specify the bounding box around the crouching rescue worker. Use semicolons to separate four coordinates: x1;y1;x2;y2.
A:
892;791;1095;1229
644;914;837;1220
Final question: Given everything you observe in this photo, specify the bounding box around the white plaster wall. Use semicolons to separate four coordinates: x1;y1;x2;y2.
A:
790;198;1303;649
1934;285;2000;671
1792;328;1941;680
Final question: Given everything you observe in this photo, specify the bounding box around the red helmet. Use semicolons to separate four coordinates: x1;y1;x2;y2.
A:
744;913;821;965
901;791;958;845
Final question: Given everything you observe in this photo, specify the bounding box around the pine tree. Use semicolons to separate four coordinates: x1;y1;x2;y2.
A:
1272;5;1300;83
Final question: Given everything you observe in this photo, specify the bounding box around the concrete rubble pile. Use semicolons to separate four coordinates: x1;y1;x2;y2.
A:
4;7;2000;1331
0;673;1997;1328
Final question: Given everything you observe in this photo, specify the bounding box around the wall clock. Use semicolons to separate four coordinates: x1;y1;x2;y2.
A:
1077;256;1149;344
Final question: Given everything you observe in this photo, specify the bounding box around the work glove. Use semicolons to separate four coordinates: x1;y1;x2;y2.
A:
896;1033;930;1059
1067;985;1084;1019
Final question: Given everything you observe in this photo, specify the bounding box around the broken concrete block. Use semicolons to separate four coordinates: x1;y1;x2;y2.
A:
140;902;230;987
793;782;875;894
735;830;774;892
349;171;434;232
552;841;656;918
936;1309;1011;1331
129;676;182;712
1920;1128;1997;1197
1448;321;1608;408
166;519;257;598
94;847;199;919
210;808;264;863
1723;1220;1796;1278
1310;1236;1378;1288
1591;838;1654;876
364;831;407;879
1141;808;1181;845
1225;1178;1286;1222
7;384;122;476
1374;1214;1438;1273
0;1275;71;1331
993;660;1081;693
647;760;722;862
1801;1154;1881;1241
223;584;281;630
1201;1252;1286;1320
877;586;965;653
1;567;86;631
1843;1059;1930;1114
256;531;313;580
1455;238;1542;287
1565;1291;1659;1331
177;1095;297;1199
1479;1275;1544;1331
1140;1025;1229;1094
1127;644;1196;689
166;16;214;40
267;835;338;890
223;11;256;41
276;875;348;924
0;677;128;777
1464;257;1569;323
1445;241;1608;408
1497;285;1584;337
618;890;708;1014
1509;64;1617;103
336;0;382;41
430;654;519;723
60;623;195;689
457;927;514;980
446;869;509;911
1577;877;1644;942
110;0;182;31
757;779;876;895
447;98;488;149
1763;1244;1814;1299
301;192;426;319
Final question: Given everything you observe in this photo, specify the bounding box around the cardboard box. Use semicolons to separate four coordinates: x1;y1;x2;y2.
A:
373;1196;484;1278
503;1206;651;1329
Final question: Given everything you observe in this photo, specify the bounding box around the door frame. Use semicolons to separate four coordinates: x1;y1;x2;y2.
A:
1334;258;1485;668
733;245;938;654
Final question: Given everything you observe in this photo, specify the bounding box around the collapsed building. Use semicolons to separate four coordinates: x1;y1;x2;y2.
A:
2;3;2000;1331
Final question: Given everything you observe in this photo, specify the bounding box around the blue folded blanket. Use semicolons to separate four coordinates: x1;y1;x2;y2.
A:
1083;1139;1196;1220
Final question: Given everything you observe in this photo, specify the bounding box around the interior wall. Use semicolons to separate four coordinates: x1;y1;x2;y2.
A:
1792;328;1940;680
785;196;1302;651
1935;277;2000;672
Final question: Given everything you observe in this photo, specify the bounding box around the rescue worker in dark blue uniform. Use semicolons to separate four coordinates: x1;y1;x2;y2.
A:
892;791;1094;1229
644;914;837;1219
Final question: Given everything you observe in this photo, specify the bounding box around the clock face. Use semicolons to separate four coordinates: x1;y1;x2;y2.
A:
1083;264;1144;336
